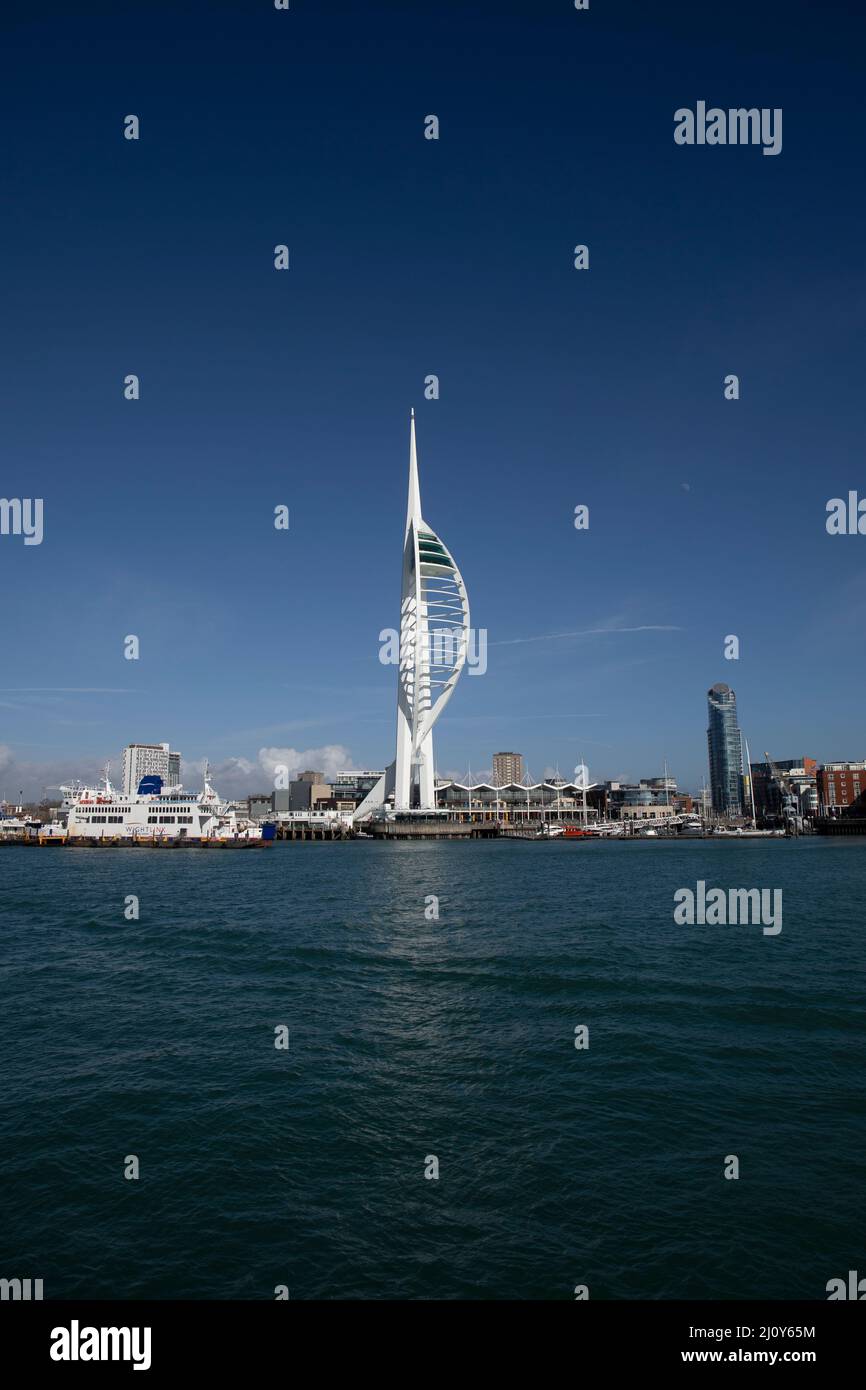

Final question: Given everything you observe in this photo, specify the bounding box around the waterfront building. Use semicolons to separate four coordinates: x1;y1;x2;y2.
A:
492;752;524;785
288;776;332;812
331;771;384;805
434;779;594;824
788;769;818;818
255;772;329;816
646;776;677;795
595;779;676;820
426;776;688;826
750;757;817;824
121;742;181;796
354;413;470;819
618;802;677;824
706;684;744;816
817;760;866;813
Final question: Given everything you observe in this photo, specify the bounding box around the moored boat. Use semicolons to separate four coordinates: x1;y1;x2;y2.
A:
679;818;705;837
57;764;272;845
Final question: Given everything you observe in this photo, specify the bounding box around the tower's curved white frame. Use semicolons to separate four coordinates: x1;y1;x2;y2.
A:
354;412;469;819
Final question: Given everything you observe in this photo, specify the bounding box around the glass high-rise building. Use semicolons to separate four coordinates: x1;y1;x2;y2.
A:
706;683;744;817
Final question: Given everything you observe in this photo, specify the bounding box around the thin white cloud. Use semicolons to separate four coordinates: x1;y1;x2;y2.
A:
0;687;132;693
490;625;682;647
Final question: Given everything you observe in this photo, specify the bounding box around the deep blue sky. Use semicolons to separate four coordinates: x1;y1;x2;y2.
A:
2;0;864;798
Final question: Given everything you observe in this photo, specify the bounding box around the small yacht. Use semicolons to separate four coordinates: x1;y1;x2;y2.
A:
712;825;784;839
680;818;704;837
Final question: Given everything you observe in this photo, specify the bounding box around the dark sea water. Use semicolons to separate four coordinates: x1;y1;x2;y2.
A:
0;837;864;1301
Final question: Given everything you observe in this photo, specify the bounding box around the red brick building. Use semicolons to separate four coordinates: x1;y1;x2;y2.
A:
817;761;866;812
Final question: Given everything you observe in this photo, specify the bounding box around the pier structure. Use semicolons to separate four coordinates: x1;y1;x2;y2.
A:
814;817;866;835
273;814;353;841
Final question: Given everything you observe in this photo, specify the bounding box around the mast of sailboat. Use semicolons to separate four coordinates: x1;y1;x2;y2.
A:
744;736;757;828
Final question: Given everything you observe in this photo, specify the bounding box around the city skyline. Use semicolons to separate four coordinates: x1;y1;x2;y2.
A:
0;654;863;805
2;714;861;807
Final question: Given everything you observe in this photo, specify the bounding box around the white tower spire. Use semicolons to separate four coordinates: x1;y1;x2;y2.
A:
353;412;470;820
406;407;421;536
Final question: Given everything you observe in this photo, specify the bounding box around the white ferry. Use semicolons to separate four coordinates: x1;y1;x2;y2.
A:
0;815;43;841
58;766;273;845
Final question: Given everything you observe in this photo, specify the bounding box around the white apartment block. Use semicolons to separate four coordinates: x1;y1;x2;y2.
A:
121;742;182;795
